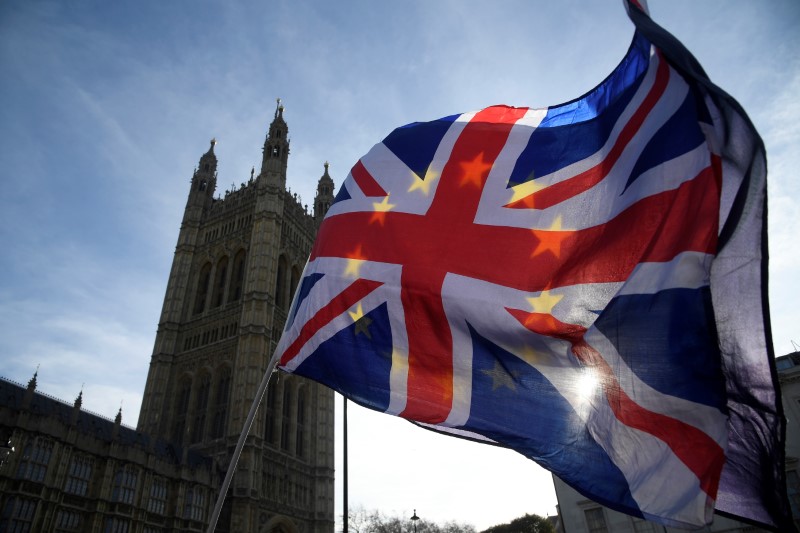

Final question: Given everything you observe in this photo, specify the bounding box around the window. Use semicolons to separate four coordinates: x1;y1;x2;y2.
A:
631;517;657;533
16;439;52;483
211;256;228;308
64;455;93;496
787;469;800;522
229;250;246;302
111;466;138;505
55;509;82;532
290;266;301;302
1;497;37;533
264;380;277;446
173;378;192;446
211;368;231;439
275;255;288;308
296;391;307;458
193;263;212;314
147;477;168;515
191;374;211;443
184;488;206;522
281;386;292;451
584;508;608;533
103;517;129;533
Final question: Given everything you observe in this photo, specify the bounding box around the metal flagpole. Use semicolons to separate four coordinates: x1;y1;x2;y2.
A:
205;352;280;533
343;396;348;533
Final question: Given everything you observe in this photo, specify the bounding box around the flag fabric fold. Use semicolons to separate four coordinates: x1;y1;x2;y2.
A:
274;1;791;529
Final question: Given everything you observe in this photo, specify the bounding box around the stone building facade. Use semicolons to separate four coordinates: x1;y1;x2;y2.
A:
0;101;337;533
0;374;215;533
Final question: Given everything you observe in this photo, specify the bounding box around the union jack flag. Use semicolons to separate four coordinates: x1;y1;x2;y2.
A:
274;2;790;530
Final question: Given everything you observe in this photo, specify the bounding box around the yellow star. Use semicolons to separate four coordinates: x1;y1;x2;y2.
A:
348;302;365;322
480;361;517;392
344;259;364;278
459;153;493;187
348;303;373;338
508;178;546;204
531;215;568;258
370;195;396;225
526;289;563;315
408;168;439;195
516;344;548;367
505;169;547;208
343;244;366;278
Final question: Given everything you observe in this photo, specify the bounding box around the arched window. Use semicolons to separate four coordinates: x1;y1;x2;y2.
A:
211;367;231;439
290;266;301;302
229;250;246;303
112;466;138;504
16;438;52;482
173;377;192;446
184;487;206;522
264;378;277;447
211;256;228;308
193;263;212;315
280;386;292;451
295;389;307;458
275;255;288;309
64;454;93;496
191;373;211;443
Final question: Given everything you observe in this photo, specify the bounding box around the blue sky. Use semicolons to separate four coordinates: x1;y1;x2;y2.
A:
0;0;798;530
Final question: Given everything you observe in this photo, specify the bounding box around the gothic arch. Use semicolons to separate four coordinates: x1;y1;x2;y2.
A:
264;375;279;447
211;255;229;308
173;374;193;445
210;364;232;439
191;371;212;443
289;265;301;302
295;384;308;458
229;249;247;303
275;254;288;309
193;262;213;315
261;514;299;533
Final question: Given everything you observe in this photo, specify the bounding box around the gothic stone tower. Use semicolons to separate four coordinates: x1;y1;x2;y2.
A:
138;101;336;533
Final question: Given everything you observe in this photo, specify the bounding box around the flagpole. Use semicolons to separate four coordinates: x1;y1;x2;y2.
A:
343;396;348;533
205;353;279;533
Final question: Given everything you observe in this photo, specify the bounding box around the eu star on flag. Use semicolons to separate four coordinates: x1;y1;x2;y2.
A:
272;1;792;530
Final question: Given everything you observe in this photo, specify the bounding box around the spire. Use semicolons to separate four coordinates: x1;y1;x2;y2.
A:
113;405;123;439
27;367;38;392
260;99;290;183
315;161;335;222
188;138;218;209
198;138;218;174
71;387;83;425
23;366;39;409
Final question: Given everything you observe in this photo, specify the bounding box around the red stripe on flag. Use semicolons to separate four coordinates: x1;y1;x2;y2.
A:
280;278;383;366
399;105;530;423
573;342;725;498
312;164;719;294
351;160;388;197
505;51;671;210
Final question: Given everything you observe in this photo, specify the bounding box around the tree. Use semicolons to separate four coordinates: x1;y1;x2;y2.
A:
480;513;555;533
343;507;476;533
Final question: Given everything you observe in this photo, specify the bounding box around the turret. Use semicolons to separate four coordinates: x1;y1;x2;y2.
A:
188;139;218;211
314;161;335;223
260;98;290;187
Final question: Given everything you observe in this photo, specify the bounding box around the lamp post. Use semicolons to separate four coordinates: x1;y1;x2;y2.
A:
410;509;419;533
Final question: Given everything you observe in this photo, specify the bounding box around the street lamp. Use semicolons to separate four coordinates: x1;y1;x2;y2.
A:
410;509;419;533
